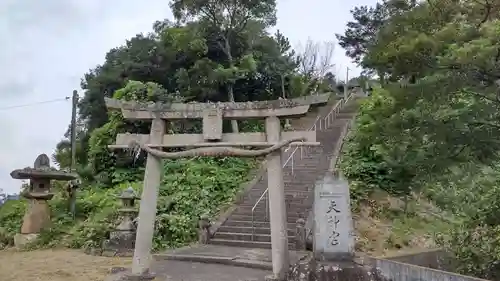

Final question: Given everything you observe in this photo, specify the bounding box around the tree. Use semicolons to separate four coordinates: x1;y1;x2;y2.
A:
286;39;337;97
336;0;417;79
296;39;335;79
339;0;500;277
54;14;298;171
169;0;277;132
336;2;389;64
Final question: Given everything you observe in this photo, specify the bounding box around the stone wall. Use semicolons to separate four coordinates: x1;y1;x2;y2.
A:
287;252;487;281
371;258;489;281
381;249;454;271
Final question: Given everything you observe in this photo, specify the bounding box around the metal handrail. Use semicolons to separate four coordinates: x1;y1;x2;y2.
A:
250;93;354;239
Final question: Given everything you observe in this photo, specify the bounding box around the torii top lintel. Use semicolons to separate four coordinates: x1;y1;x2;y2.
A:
104;93;330;120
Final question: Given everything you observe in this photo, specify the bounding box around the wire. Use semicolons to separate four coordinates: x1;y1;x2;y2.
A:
0;97;71;111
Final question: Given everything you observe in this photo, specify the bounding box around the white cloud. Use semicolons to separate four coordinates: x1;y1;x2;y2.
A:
0;0;375;194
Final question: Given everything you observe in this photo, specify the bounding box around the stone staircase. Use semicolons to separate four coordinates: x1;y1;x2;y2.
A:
209;96;359;249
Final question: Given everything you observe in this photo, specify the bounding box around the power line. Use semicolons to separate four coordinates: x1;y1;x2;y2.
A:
0;97;71;111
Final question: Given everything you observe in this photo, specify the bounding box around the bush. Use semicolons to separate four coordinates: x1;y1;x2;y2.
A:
0;156;256;251
0;200;26;248
340;86;402;206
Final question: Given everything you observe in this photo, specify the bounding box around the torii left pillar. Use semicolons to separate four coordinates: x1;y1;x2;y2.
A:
131;118;165;277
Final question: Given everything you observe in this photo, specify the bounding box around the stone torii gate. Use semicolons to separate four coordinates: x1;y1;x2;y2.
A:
105;94;328;280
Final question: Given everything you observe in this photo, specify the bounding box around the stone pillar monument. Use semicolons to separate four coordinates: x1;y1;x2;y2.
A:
11;154;76;247
313;172;355;261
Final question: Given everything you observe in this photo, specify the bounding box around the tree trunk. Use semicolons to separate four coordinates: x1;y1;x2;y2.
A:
378;70;385;85
224;38;239;133
227;84;239;132
281;74;291;130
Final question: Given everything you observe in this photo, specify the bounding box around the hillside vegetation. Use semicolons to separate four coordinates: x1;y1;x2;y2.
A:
338;0;500;279
0;0;340;253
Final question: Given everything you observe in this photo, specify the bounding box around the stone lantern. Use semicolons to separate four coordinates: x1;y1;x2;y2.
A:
102;186;139;256
11;154;77;247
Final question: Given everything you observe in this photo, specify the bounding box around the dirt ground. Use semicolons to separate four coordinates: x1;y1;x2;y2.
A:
0;248;131;281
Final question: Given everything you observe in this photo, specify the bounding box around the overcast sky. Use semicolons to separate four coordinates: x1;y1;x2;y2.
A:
0;0;376;194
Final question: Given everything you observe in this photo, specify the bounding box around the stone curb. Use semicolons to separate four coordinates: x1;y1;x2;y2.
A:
154;253;273;270
106;267;156;281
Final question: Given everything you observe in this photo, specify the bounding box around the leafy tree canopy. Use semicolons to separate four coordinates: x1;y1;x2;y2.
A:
338;0;500;277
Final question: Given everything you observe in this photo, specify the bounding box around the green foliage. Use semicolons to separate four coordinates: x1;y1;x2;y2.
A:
54;12;301;168
0;200;26;248
87;80;184;185
341;86;407;204
87;113;123;176
153;157;256;249
0;156;256;251
427;165;500;279
338;0;500;277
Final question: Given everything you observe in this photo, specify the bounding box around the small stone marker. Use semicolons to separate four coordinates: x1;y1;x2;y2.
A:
102;186;139;256
313;171;354;261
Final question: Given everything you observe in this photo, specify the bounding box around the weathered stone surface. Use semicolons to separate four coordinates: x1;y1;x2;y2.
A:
105;93;329;113
198;216;211;244
12;154;76;243
102;230;137;255
13;233;38;248
20;199;51;234
112;130;317;149
314;172;354;261
295;218;307;251
287;255;388;281
203;108;223;141
11;153;77;180
105;268;156;281
106;261;271;281
101;187;139;256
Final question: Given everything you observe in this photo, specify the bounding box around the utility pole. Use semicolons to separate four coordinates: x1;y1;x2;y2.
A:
69;90;79;218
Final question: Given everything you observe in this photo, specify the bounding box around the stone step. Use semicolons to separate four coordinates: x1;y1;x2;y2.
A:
222;220;296;228
240;202;310;208
209;238;296;250
213;99;360;248
236;203;310;211
239;202;311;213
244;191;312;198
247;184;311;190
241;195;311;202
237;203;311;210
231;210;306;219
244;195;311;202
214;232;295;243
229;214;305;222
235;204;310;213
217;226;295;236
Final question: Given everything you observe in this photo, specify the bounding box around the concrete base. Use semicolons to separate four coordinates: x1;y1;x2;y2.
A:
265;274;285;281
287;254;388;281
105;267;156;281
154;244;309;271
84;247;134;257
14;233;38;248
